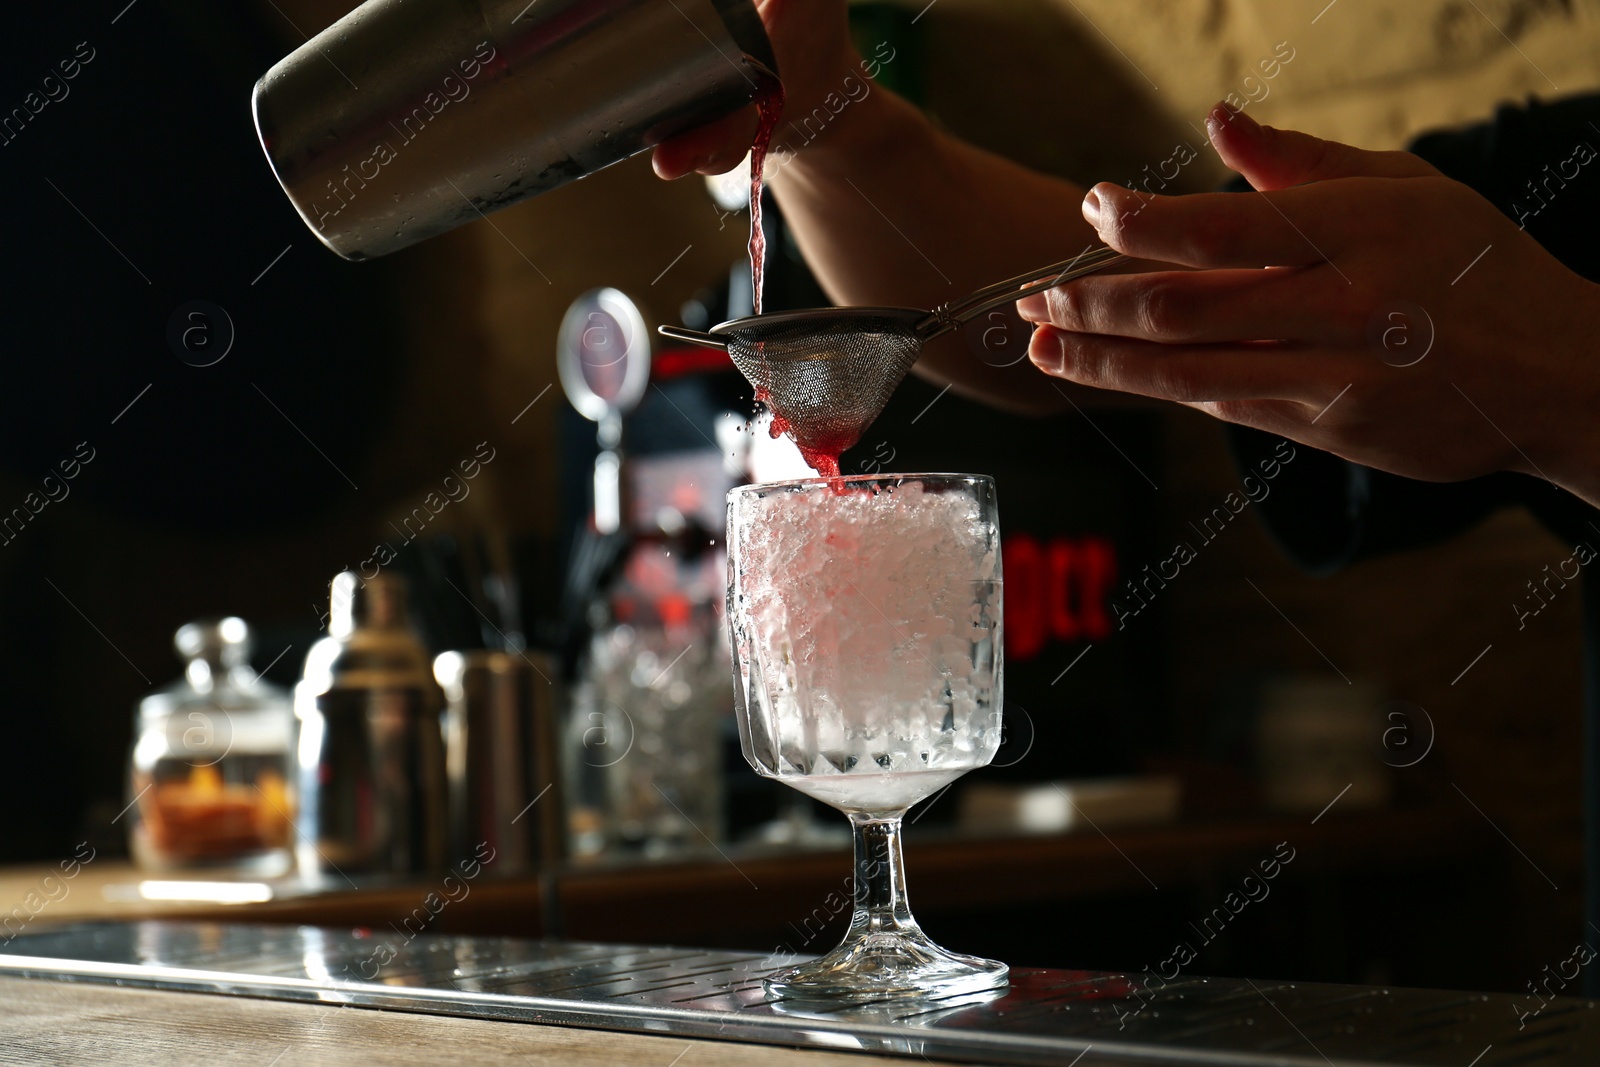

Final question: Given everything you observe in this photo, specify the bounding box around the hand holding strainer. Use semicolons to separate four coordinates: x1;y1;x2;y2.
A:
658;246;1124;462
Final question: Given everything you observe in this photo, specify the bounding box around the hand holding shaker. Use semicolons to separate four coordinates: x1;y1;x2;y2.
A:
252;0;779;260
296;572;449;875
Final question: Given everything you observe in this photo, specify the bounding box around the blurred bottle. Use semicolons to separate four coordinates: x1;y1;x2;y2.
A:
127;618;296;875
295;572;449;875
564;534;729;858
555;288;731;857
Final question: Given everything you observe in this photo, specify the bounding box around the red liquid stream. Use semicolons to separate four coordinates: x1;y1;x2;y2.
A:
748;68;784;317
746;68;847;480
745;67;857;479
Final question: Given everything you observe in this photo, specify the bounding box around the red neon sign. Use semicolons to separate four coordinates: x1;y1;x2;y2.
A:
1002;534;1117;662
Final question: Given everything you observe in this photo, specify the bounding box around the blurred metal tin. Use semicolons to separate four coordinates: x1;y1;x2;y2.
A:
435;649;564;875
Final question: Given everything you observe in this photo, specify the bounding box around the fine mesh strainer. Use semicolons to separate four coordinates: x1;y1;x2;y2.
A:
658;246;1124;460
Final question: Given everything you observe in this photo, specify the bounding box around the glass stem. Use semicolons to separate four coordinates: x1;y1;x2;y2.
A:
846;812;922;940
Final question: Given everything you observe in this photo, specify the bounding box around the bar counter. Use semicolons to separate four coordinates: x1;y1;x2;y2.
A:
1;975;889;1067
0;805;1493;944
0;805;1545;1065
2;920;1595;1065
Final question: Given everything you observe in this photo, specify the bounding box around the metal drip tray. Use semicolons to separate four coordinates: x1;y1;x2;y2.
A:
1;922;1593;1066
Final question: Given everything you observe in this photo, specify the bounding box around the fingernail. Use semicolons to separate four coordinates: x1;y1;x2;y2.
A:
1081;188;1103;228
1206;102;1261;141
1029;327;1067;374
1015;292;1047;322
1086;183;1138;229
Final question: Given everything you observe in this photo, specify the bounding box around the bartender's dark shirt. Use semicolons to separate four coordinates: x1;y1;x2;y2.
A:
1228;93;1600;989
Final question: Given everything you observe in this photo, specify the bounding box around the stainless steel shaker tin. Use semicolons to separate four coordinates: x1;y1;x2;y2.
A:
252;0;778;260
435;649;564;875
295;572;449;875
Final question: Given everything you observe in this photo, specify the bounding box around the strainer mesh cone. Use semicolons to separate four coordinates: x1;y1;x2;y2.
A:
723;314;924;464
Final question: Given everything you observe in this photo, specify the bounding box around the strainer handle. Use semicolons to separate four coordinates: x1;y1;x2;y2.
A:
917;245;1125;338
657;324;728;350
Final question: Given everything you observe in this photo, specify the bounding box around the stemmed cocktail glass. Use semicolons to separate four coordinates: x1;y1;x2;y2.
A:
727;473;1008;1000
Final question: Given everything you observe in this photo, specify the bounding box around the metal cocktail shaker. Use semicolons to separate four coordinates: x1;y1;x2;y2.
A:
251;0;778;260
434;650;564;875
295;572;449;875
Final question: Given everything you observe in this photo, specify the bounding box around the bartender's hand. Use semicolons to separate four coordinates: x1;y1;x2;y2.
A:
651;0;855;179
1019;106;1600;509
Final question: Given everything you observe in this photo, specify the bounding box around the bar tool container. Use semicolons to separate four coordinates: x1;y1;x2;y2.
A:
295;572;449;875
434;649;564;874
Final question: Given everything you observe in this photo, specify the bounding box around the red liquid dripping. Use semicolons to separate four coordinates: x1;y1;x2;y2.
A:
748;68;784;317
774;418;842;478
756;387;846;479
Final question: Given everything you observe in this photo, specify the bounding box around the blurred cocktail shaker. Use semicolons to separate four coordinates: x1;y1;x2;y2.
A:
296;572;449;874
251;0;779;260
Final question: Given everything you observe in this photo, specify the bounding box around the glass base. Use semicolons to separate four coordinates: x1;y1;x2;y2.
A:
766;929;1009;1001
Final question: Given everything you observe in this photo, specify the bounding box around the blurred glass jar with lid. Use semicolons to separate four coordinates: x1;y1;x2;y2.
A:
126;618;296;875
